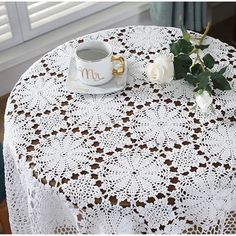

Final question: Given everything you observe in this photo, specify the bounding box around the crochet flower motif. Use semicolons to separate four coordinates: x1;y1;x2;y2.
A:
201;123;236;165
17;78;64;111
34;135;93;180
45;44;75;72
99;150;170;202
175;168;236;230
127;26;166;49
69;94;124;128
61;176;102;208
95;127;131;153
78;203;144;234
132;105;192;147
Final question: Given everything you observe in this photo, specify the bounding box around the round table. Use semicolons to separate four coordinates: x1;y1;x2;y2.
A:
3;26;236;234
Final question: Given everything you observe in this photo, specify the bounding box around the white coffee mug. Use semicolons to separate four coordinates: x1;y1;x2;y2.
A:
74;41;125;86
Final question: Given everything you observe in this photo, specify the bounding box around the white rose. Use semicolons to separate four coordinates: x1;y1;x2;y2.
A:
195;90;213;113
147;54;174;84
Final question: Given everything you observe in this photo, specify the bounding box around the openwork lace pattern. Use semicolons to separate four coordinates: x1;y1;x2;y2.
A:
4;26;236;234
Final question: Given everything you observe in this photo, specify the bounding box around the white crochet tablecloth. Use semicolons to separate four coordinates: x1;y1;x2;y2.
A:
3;26;236;234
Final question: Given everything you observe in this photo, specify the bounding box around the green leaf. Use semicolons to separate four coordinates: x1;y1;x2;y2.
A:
170;39;194;56
218;66;227;75
205;84;214;96
211;73;231;90
185;74;198;86
174;54;192;79
203;53;215;69
180;22;191;42
195;44;209;50
197;71;210;90
191;63;203;75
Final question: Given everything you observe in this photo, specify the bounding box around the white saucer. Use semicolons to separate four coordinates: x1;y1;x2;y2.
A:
66;56;128;94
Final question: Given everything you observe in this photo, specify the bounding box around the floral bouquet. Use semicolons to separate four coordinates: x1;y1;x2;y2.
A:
147;22;232;113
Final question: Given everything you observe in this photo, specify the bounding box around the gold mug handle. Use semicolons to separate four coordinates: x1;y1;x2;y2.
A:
112;55;125;76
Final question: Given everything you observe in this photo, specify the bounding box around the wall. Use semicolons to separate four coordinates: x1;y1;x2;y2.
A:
208;2;236;24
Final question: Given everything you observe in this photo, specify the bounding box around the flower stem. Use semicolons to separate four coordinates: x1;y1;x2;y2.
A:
191;21;211;69
199;21;211;45
196;51;205;69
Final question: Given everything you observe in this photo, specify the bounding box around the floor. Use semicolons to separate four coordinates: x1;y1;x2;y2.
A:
0;94;9;144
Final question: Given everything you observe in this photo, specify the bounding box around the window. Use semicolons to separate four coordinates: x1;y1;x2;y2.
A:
0;1;118;52
0;3;12;44
0;2;23;51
